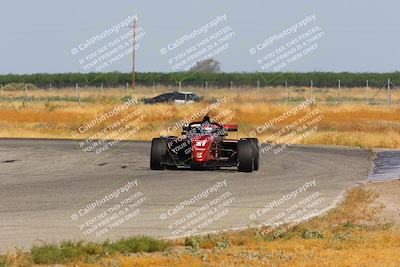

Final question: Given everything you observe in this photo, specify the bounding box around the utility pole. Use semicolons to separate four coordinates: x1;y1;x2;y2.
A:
366;80;369;104
387;78;391;105
205;81;208;99
76;83;80;105
338;80;341;104
24;84;28;108
131;18;137;93
285;80;289;103
48;83;52;101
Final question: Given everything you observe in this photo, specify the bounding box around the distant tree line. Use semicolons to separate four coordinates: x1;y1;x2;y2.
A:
1;72;400;88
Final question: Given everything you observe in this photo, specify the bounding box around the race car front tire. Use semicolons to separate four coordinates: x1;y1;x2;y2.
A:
238;139;253;172
249;138;260;171
150;138;166;170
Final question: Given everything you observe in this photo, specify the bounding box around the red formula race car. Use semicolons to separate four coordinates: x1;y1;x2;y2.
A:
150;116;260;172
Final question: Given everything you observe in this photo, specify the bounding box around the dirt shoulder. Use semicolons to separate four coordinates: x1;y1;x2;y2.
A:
367;179;400;228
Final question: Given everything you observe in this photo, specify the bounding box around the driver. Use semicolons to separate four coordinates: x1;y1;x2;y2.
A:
200;114;215;134
202;114;212;124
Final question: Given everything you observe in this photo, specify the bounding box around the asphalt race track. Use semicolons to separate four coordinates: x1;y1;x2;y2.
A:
0;139;372;252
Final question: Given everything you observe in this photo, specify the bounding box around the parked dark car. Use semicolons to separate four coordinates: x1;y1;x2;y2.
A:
144;91;202;104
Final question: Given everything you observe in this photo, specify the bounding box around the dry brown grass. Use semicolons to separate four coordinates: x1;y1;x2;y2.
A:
1;87;400;149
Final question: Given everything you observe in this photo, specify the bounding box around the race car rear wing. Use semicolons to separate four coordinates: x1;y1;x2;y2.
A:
223;124;238;132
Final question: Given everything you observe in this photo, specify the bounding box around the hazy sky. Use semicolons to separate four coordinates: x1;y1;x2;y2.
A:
0;0;399;74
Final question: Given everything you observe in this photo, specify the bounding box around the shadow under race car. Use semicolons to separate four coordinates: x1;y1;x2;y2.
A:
150;116;260;172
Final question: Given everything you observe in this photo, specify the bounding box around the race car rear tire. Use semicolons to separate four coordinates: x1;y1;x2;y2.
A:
249;138;260;171
238;139;253;172
150;138;166;170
